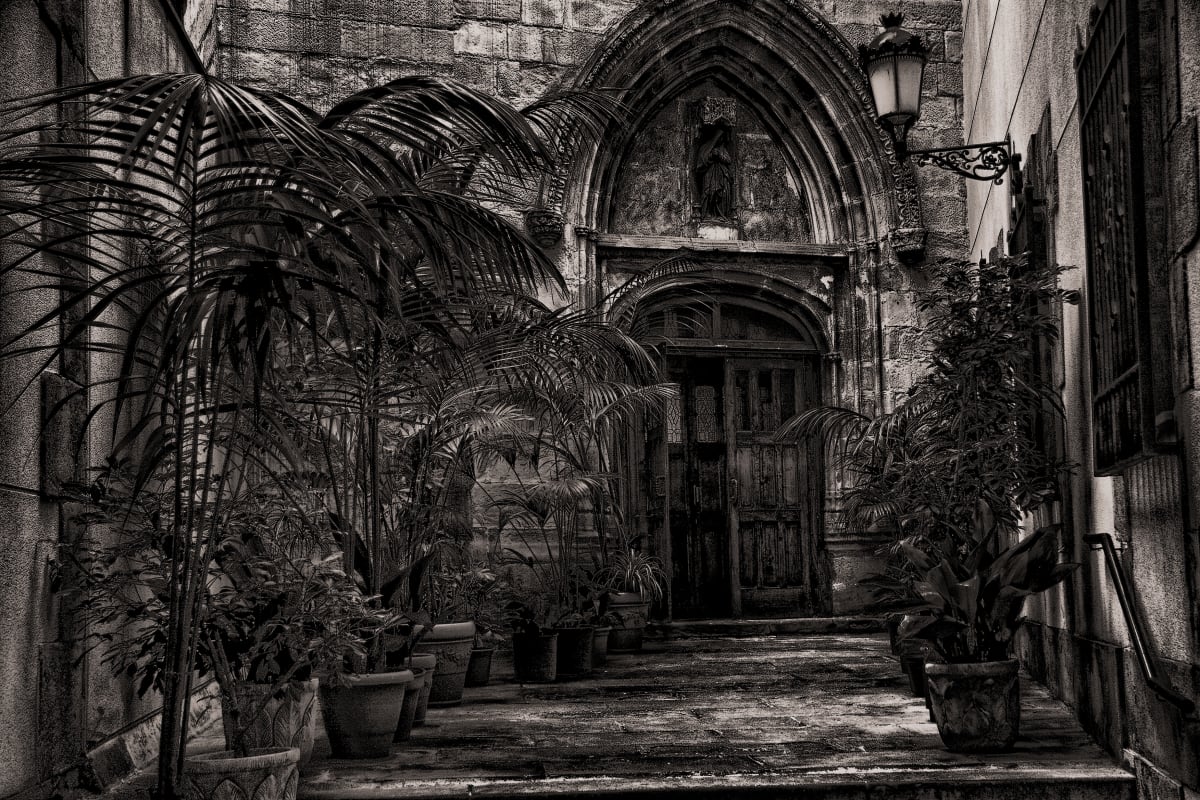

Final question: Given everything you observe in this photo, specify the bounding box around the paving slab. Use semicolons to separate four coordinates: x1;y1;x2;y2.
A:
296;634;1134;800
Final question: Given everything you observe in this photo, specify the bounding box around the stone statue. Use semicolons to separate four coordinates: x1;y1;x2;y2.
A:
696;126;734;220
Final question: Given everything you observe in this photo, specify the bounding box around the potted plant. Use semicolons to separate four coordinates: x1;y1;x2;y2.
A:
461;560;505;687
600;542;667;653
63;461;402;782
503;592;560;683
896;525;1077;751
780;254;1077;750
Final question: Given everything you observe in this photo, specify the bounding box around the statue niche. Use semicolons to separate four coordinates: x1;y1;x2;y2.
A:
694;121;735;221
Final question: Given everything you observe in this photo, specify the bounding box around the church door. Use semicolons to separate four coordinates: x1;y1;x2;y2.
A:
663;351;829;618
724;357;831;617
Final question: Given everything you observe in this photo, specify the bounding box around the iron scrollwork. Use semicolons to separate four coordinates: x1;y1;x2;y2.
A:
908;141;1021;185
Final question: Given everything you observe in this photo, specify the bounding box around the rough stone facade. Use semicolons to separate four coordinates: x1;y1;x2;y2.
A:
215;0;967;619
962;0;1200;798
0;0;966;794
0;2;216;797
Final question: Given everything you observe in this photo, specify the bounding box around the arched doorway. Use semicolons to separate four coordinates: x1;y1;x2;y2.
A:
547;0;940;618
636;291;833;618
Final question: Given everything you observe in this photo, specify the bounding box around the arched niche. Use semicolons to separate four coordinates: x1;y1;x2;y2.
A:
547;0;925;256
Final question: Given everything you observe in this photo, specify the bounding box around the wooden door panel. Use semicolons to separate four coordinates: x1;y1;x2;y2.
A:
727;357;831;616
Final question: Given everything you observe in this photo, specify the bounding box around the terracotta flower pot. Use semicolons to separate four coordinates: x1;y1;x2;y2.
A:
414;621;476;707
184;746;299;800
607;591;650;653
512;631;558;682
465;647;495;687
552;626;595;680
319;670;413;759
925;659;1021;752
409;653;437;725
591;626;611;667
393;667;425;743
220;679;319;766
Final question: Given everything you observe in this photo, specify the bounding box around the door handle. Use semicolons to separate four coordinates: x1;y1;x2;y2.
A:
729;478;739;505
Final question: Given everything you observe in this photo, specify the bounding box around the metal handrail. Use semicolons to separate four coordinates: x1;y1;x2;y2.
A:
1083;532;1196;716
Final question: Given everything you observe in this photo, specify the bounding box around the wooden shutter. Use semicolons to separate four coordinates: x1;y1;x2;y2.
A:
1077;0;1165;474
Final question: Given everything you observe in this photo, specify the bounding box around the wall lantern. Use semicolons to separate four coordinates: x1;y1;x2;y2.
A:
860;12;1019;184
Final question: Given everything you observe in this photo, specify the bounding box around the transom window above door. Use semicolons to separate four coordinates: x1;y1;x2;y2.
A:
641;298;819;351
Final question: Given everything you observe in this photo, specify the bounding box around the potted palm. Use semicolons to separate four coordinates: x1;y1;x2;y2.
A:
1;66;623;788
779;254;1077;751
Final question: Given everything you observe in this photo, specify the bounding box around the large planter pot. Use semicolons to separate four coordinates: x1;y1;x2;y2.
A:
591;626;611;667
902;654;928;698
410;653;437;726
185;746;299;800
925;659;1021;753
319;670;413;759
552;626;595;680
886;615;903;654
393;667;426;743
414;621;476;708
512;631;558;683
607;591;650;653
465;647;495;687
220;678;319;766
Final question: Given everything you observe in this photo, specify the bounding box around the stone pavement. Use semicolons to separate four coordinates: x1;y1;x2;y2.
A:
298;633;1134;800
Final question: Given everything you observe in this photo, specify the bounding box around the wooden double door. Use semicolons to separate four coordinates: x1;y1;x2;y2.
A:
659;354;831;619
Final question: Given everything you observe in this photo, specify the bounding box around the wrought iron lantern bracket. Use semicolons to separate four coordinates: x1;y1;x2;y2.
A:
906;140;1021;185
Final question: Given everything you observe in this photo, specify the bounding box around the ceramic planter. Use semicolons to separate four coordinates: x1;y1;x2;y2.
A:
591;626;611;667
512;631;558;682
319;670;413;759
925;659;1021;752
607;591;650;653
552;626;595;680
393;667;425;743
465;646;495;687
414;621;476;707
184;746;299;800
220;678;319;766
902;654;928;698
410;653;437;725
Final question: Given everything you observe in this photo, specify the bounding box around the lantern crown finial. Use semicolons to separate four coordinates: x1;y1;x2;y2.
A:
880;11;905;28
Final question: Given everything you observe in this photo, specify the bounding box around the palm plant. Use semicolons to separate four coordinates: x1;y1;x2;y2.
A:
0;72;617;798
776;255;1077;660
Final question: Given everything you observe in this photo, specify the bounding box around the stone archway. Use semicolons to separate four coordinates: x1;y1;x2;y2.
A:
548;0;933;617
621;269;836;618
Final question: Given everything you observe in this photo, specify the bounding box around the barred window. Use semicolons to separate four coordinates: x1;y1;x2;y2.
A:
1076;0;1173;474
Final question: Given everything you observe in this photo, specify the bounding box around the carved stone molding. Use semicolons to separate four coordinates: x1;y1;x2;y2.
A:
542;0;925;251
889;227;927;263
524;207;565;248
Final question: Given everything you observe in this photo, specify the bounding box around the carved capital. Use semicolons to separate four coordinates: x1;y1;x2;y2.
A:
525;207;565;248
889;227;926;262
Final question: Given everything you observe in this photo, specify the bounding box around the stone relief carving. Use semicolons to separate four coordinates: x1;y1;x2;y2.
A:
695;123;736;220
542;0;925;253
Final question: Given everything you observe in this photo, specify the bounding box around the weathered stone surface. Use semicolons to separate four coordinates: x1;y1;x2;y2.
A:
456;0;521;21
454;19;507;55
521;0;564;26
566;0;629;32
539;26;601;65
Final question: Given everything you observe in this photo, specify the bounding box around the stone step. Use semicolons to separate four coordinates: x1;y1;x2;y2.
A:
295;634;1133;800
299;769;1133;800
648;615;885;639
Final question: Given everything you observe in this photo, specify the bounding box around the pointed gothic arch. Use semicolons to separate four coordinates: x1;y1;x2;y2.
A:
547;0;926;255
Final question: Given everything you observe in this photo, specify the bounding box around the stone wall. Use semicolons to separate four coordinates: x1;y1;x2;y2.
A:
0;2;214;797
963;0;1200;796
214;0;968;618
